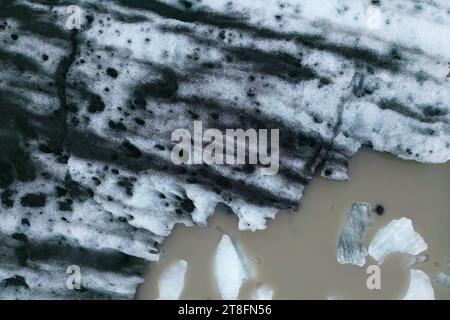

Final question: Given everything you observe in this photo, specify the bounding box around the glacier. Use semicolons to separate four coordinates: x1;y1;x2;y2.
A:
0;0;449;298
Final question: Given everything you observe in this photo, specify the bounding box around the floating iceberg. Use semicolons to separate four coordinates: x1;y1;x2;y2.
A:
368;218;428;263
337;203;373;267
158;260;188;300
214;235;251;300
403;269;435;300
433;272;450;289
404;254;429;268
251;285;274;300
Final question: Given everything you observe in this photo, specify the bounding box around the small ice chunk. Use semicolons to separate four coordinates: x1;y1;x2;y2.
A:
403;269;435;300
433;272;450;288
214;234;250;300
337;203;373;266
158;260;188;300
251;285;274;300
404;254;429;268
368;217;428;263
327;295;340;300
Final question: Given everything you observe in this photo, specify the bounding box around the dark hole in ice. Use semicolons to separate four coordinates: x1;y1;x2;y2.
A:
38;144;53;154
0;159;14;188
92;177;101;186
423;105;448;117
108;120;127;131
121;140;142;158
106;67;119;79
180;196;195;213
134;118;145;125
58;199;73;211
55;186;67;197
319;77;331;87
117;178;134;196
247;89;256;98
1;276;29;289
15;246;28;266
1;189;14;208
188;110;200;120
64;175;94;201
88;95;106;113
20;193;47;208
12;233;28;242
242;164;256;174
313;115;323;124
180;0;193;9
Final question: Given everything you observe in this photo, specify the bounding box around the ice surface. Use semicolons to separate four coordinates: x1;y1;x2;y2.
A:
251;285;274;300
403;269;435;300
337;203;373;266
214;235;251;300
368;218;428;263
158;260;188;300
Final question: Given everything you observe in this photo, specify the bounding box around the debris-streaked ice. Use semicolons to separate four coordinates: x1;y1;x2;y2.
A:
158;260;188;300
251;285;274;300
337;203;373;267
368;218;428;263
403;269;435;300
214;234;251;300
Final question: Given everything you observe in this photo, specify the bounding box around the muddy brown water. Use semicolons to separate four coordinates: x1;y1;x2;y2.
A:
135;149;450;300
